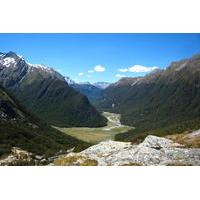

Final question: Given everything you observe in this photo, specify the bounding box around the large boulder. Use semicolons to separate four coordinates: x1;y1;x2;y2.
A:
138;135;183;149
53;135;200;166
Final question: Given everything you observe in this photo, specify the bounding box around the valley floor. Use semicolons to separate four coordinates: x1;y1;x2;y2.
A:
55;112;133;144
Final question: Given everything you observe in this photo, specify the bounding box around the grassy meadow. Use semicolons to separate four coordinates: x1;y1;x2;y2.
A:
55;112;133;144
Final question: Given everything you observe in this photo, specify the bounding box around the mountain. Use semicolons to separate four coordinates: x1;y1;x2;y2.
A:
0;85;90;159
64;76;76;85
61;76;111;103
0;52;107;127
70;82;104;103
93;82;111;89
97;54;200;141
64;80;110;103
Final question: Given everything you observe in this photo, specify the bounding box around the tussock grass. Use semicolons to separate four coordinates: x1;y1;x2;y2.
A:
54;155;98;166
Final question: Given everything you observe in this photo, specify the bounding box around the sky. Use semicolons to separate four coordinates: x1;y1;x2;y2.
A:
0;33;200;83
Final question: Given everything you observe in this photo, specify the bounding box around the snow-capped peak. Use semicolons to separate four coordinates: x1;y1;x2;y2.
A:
0;51;25;68
27;62;58;74
93;82;110;89
28;63;50;70
0;52;4;57
79;81;91;85
0;56;16;67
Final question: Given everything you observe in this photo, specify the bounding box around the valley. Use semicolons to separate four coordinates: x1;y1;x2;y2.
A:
55;112;133;144
0;50;200;166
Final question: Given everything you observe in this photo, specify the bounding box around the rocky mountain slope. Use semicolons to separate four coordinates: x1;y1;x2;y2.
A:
0;52;107;127
53;135;200;166
97;54;200;140
0;85;91;159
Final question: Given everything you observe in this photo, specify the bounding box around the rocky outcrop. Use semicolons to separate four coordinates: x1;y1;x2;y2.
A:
0;147;34;166
0;147;47;166
53;135;200;166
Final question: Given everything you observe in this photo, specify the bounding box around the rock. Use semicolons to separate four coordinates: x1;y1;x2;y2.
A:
53;135;200;166
188;129;200;138
35;155;44;160
0;147;34;166
0;147;49;166
66;147;75;153
81;140;133;166
138;135;183;149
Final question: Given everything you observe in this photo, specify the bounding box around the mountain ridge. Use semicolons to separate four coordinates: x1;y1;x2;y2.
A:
97;54;200;141
65;79;111;103
0;51;107;127
0;85;90;158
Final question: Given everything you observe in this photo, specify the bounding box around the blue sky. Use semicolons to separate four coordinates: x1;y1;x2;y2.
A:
0;33;200;83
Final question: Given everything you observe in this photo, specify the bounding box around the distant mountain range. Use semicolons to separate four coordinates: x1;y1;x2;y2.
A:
0;85;90;158
93;82;111;89
71;82;103;103
97;54;200;141
0;52;107;127
64;78;110;103
65;77;110;90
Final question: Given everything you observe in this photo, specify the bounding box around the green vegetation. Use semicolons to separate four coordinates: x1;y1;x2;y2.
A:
0;52;107;128
98;55;200;142
55;112;133;144
115;118;200;144
0;86;91;158
12;73;107;127
72;82;103;103
166;132;200;148
0;121;91;157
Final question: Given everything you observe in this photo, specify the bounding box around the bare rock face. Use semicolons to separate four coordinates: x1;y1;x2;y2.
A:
53;135;200;166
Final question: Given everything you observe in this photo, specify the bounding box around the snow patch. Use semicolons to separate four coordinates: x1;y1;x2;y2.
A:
0;57;16;67
93;82;110;89
27;63;54;73
65;76;76;85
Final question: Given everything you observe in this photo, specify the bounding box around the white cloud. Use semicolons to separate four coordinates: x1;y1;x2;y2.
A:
117;65;159;73
78;72;84;76
118;68;128;72
88;70;94;73
115;74;126;78
129;65;159;73
94;65;106;72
